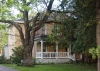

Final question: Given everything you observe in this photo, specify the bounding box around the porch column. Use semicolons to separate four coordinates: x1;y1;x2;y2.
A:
34;41;37;58
56;42;58;59
68;44;71;58
40;40;43;59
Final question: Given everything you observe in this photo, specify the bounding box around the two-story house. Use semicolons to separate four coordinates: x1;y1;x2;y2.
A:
33;22;76;63
8;14;77;63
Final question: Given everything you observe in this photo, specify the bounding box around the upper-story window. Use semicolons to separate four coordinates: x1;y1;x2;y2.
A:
42;25;45;35
53;24;58;36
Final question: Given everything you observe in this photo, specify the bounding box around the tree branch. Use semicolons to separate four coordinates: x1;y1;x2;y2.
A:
27;2;31;6
0;20;21;30
33;13;40;26
29;13;40;47
0;20;25;46
51;10;71;13
29;13;40;31
47;0;54;11
19;8;24;13
35;0;54;31
44;0;48;7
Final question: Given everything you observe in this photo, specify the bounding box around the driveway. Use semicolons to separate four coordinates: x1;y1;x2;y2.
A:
0;65;18;71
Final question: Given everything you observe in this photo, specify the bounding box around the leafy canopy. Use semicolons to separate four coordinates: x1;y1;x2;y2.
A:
48;0;96;53
0;24;8;48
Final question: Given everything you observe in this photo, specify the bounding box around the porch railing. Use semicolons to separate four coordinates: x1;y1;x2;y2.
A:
36;52;70;58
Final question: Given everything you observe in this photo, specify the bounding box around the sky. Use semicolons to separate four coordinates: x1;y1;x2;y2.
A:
11;0;61;16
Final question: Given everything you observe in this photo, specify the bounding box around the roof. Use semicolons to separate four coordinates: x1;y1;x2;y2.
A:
14;18;24;23
14;12;68;23
7;18;24;28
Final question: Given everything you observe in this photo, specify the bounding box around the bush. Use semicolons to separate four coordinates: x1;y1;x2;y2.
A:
0;55;6;64
11;46;24;64
5;58;12;64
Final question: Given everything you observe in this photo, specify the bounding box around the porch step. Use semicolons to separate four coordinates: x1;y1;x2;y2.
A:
36;58;70;64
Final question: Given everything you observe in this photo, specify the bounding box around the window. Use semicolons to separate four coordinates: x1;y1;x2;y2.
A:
42;25;45;35
54;24;58;35
43;42;46;52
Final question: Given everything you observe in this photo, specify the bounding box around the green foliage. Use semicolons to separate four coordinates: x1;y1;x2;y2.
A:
48;24;59;43
5;58;12;64
0;24;8;48
0;24;6;30
96;46;100;58
11;46;24;64
89;46;100;59
49;0;96;53
71;0;96;53
89;48;97;59
0;0;36;20
0;55;6;64
60;17;77;45
0;55;12;64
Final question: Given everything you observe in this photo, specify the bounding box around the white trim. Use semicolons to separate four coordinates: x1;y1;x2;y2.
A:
56;42;58;59
40;40;43;59
34;41;37;58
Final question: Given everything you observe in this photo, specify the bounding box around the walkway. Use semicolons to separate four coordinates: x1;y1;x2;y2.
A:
0;65;18;71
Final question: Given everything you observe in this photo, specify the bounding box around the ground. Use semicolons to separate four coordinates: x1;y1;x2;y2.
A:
0;65;18;71
1;63;97;71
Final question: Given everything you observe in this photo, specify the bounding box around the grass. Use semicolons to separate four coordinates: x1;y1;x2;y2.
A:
2;64;97;71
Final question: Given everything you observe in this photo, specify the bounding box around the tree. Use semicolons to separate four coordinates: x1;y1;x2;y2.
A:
49;0;96;53
58;0;100;70
48;0;97;65
71;0;96;64
96;0;100;71
63;0;100;70
0;0;55;66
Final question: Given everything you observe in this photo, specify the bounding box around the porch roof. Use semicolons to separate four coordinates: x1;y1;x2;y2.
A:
34;35;47;41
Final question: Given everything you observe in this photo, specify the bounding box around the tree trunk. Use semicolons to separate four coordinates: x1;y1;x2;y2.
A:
98;58;100;71
96;21;100;71
82;54;85;64
96;0;100;70
88;55;92;66
22;47;34;66
96;9;100;71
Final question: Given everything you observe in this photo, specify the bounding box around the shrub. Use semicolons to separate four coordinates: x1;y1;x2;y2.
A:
0;55;6;64
11;46;24;64
5;58;12;64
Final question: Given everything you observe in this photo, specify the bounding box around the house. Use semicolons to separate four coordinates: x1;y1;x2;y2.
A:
8;13;77;63
33;22;76;63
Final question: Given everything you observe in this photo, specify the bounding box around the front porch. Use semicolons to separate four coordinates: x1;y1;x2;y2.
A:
36;52;70;59
33;40;75;63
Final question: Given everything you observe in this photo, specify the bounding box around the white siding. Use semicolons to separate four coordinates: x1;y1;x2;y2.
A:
8;26;16;58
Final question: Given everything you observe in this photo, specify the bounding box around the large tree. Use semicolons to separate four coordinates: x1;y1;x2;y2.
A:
57;0;100;70
48;0;97;65
49;0;96;54
0;0;55;66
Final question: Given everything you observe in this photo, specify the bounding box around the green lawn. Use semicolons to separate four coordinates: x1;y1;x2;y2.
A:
2;64;97;71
